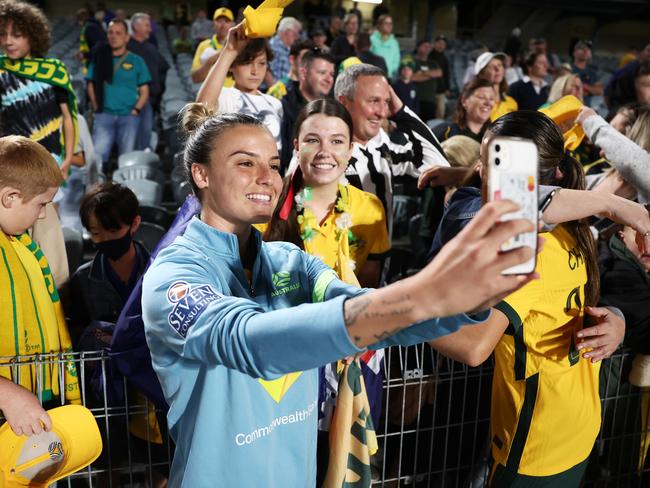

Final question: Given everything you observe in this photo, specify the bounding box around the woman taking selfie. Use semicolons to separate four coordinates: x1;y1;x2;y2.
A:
141;94;539;485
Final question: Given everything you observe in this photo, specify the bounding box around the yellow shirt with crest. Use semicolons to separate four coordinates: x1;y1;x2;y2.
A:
490;224;601;477
192;36;234;87
258;185;390;279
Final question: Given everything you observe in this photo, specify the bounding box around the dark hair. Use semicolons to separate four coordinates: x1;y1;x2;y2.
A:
108;18;129;33
80;182;139;231
357;32;371;51
290;38;315;58
179;103;266;198
0;0;51;58
299;49;335;70
522;50;544;75
636;60;650;79
452;77;494;129
232;38;274;67
264;99;353;246
489;111;600;305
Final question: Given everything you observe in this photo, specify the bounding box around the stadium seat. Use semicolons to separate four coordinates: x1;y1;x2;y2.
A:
118;150;161;169
112;164;166;185
122;179;163;206
174;180;193;205
134;222;167;253
62;226;84;277
139;205;173;229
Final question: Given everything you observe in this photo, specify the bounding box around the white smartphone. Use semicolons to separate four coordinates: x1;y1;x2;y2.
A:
487;136;539;275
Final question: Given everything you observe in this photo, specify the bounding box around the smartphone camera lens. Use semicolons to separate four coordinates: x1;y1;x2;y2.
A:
495;144;501;152
495;157;501;166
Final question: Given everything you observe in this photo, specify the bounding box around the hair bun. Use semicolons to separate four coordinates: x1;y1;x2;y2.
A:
180;102;215;134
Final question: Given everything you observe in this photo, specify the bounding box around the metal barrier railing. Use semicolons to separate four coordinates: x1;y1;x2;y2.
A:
1;347;647;487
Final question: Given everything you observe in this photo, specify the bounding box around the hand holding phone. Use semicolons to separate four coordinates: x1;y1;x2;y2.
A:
487;136;539;275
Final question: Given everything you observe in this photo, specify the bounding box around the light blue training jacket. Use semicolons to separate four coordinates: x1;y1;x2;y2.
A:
142;216;488;487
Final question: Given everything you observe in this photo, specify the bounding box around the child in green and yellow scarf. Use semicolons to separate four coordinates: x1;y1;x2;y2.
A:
0;135;80;436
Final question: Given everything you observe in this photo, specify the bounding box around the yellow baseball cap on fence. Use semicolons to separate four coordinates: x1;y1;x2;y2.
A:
213;7;234;21
0;405;102;487
538;94;585;151
243;0;294;38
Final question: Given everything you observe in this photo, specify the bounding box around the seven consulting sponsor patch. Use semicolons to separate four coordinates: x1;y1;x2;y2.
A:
167;281;222;338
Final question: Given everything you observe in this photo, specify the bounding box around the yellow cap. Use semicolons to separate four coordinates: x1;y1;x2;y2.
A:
213;7;234;21
539;95;585;151
339;56;363;74
0;405;102;487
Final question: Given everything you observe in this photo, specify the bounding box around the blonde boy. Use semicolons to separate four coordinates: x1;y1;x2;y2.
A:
0;135;80;436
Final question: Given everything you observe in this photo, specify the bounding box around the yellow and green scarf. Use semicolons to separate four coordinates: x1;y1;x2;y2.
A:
0;55;79;153
0;232;80;404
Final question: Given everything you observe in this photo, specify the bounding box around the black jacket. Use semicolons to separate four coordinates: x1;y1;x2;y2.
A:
280;82;308;173
67;241;149;347
127;38;170;108
598;235;650;354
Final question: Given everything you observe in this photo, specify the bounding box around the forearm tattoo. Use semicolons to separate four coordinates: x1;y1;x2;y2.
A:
344;293;413;344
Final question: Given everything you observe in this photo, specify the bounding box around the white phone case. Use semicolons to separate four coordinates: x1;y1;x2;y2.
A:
487;136;539;275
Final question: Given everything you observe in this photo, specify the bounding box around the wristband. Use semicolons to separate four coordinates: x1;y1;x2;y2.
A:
133;107;141;114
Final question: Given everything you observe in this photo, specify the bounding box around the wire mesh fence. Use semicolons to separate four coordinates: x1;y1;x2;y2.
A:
1;347;648;487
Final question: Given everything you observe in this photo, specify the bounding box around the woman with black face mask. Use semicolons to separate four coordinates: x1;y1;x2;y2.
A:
66;181;148;347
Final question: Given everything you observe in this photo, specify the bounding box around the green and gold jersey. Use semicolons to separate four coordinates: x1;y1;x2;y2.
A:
491;224;601;477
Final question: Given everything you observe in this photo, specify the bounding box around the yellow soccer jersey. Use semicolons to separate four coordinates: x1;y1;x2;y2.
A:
301;185;390;272
490;225;601;477
191;36;234;87
255;185;390;273
491;95;518;121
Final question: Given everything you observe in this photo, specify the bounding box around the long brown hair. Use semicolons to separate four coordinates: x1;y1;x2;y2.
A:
490;111;600;305
263;98;353;247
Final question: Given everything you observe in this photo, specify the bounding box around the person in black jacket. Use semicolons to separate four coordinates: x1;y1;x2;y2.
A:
596;219;650;480
280;50;335;172
507;51;550;110
330;12;358;68
357;32;387;75
128;12;169;150
428;35;451;119
76;8;107;71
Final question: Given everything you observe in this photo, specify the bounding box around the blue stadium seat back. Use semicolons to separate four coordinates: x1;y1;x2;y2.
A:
134;222;167;253
62;226;84;278
118;150;161;169
174;180;193;205
112;165;166;185
139;205;173;230
123;179;163;207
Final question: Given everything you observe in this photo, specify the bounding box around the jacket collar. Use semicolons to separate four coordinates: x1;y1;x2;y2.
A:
89;239;150;281
609;235;650;285
184;216;263;274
